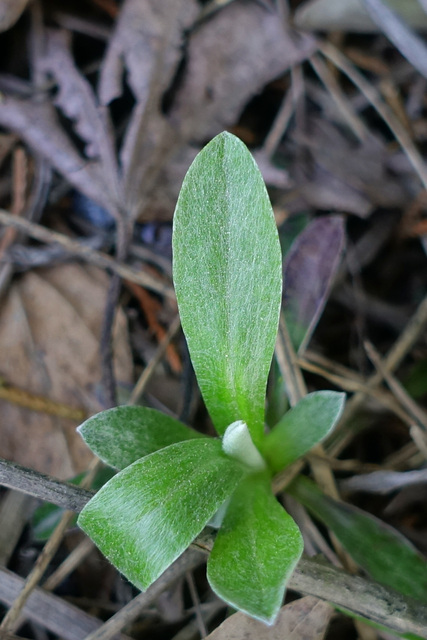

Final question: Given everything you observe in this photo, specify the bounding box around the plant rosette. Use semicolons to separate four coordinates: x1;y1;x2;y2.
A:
77;132;345;625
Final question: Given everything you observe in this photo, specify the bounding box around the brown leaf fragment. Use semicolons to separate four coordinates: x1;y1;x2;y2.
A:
0;264;132;477
39;29;120;202
0;0;29;32
205;596;333;639
292;119;407;216
120;108;179;219
0;97;114;215
170;0;316;140
98;0;198;105
0;567;133;640
298;165;373;217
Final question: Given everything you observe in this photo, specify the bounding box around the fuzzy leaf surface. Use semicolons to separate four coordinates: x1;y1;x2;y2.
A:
173;132;282;446
78;439;246;591
207;472;303;624
261;391;345;473
289;476;427;602
78;406;203;469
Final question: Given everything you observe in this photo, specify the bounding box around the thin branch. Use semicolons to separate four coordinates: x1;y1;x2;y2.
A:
319;40;427;190
1;462;425;639
0;208;174;298
82;550;205;640
276;316;340;501
330;292;427;456
297;355;414;426
364;340;427;431
0;460;99;634
128;314;181;405
0;458;94;512
262;67;303;157
0;567;132;640
42;538;94;591
193;534;427;638
291;557;427;638
309;53;369;142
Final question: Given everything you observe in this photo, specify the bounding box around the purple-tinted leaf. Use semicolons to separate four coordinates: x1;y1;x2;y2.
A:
283;215;345;353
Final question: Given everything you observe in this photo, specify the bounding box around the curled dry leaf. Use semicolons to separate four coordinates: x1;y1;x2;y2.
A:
125;0;315;220
205;596;333;639
98;0;198;105
292;119;407;216
0;97;113;215
0;264;132;477
170;0;316;140
39;30;119;202
108;0;198;218
0;0;29;32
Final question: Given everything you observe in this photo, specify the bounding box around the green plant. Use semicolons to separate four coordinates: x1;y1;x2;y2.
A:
77;132;345;624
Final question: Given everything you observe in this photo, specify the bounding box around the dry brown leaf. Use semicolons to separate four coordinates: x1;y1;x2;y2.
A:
292;119;407;216
39;30;119;203
114;0;198;217
170;0;316;140
0;263;132;477
205;596;333;640
125;1;313;220
0;97;114;215
98;0;198;105
0;0;29;32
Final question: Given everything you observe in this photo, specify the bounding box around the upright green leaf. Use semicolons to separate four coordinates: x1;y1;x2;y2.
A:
78;406;203;470
261;391;346;473
78;439;247;590
289;476;427;602
173;132;282;446
207;473;303;624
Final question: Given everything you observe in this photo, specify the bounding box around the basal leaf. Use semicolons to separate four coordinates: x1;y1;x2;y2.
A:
173;132;282;447
261;391;345;473
288;476;427;602
78;439;246;590
283;216;345;353
78;406;203;469
207;472;303;624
